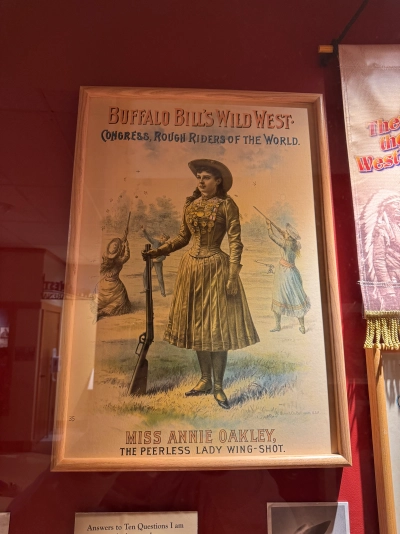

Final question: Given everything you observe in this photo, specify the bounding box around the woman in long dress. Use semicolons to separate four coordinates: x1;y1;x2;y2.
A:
143;159;259;409
266;220;310;334
96;237;132;321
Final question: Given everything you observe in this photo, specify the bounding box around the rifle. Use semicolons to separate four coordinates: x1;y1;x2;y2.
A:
128;243;154;395
253;206;285;236
122;212;131;242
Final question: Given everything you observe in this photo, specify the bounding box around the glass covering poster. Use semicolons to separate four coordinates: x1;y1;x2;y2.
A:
52;88;349;470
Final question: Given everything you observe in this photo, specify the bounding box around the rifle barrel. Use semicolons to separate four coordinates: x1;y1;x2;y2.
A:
128;243;153;396
253;206;268;219
123;211;131;241
253;206;282;233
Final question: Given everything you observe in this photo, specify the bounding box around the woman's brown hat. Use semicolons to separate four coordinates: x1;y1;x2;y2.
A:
188;159;233;192
286;223;301;240
105;237;123;259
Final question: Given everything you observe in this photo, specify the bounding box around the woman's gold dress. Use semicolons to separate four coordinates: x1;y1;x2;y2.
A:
160;195;259;351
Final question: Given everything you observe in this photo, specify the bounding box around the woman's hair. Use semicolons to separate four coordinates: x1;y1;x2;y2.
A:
100;239;123;273
286;235;301;257
186;165;227;202
100;256;117;274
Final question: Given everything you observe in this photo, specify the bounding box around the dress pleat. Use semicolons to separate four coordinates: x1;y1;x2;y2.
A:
164;251;259;350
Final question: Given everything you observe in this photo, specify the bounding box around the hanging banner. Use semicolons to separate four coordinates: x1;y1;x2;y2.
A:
340;45;400;347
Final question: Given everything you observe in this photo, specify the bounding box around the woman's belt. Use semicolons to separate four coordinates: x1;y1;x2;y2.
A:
279;258;295;268
189;245;222;258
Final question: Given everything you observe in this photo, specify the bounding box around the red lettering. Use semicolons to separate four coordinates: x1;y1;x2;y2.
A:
367;121;378;136
137;110;146;125
216;110;230;127
380;134;399;151
175;108;185;126
130;110;138;124
120;109;129;124
378;119;390;135
161;111;169;126
383;154;394;168
267;114;275;128
283;114;292;129
191;111;205;127
152;111;161;126
142;110;153;125
253;110;267;128
275;114;284;129
388;116;400;131
355;156;374;172
108;106;119;124
373;157;384;171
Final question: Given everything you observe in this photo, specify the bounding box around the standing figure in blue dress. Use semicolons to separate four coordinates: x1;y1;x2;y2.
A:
266;219;310;334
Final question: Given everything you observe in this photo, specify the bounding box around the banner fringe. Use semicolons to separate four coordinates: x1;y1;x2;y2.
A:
364;312;400;349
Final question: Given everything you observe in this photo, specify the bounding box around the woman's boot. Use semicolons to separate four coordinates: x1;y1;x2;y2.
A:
185;351;212;396
211;351;230;409
270;311;281;332
298;316;306;334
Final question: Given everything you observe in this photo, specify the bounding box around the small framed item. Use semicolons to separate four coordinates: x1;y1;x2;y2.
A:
267;502;350;534
74;512;197;534
52;87;350;471
0;513;10;534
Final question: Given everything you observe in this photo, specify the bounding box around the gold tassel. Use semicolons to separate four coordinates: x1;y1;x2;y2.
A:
364;312;400;350
364;318;374;348
375;317;382;349
393;317;400;349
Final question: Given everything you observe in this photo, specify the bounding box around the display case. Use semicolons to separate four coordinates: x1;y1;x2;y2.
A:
1;0;399;533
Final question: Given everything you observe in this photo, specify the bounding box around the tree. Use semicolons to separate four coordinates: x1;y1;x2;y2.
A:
102;190;131;234
242;201;298;252
241;215;268;243
101;191;180;240
130;198;148;232
146;196;180;237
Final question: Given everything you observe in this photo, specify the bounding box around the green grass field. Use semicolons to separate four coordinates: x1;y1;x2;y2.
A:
94;337;303;429
91;232;321;430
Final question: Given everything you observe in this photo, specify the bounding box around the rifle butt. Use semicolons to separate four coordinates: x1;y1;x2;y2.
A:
128;358;148;396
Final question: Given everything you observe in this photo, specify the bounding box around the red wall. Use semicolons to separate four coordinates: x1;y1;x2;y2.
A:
2;0;400;532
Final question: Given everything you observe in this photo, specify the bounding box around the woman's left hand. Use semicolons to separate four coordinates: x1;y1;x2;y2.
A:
226;279;238;296
142;248;159;261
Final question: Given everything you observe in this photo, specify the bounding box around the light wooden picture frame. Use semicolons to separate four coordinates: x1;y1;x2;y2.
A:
52;87;351;471
365;347;400;534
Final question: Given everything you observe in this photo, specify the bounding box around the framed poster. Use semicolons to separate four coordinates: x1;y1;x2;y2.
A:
52;87;350;471
365;347;400;534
